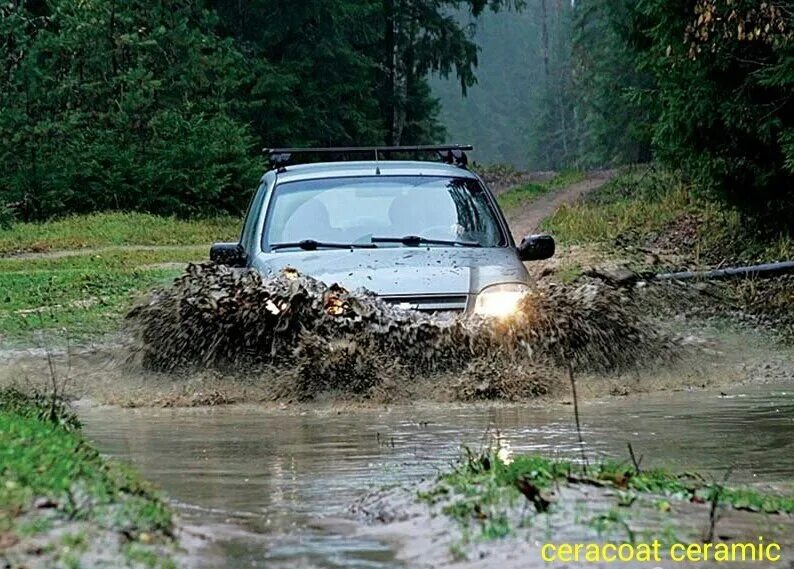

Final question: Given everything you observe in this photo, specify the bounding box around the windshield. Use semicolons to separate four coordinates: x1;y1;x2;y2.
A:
262;176;506;250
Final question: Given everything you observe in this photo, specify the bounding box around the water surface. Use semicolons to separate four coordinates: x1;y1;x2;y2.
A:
80;383;794;568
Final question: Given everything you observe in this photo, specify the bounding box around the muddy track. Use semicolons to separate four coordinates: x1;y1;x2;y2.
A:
2;244;207;260
506;171;615;240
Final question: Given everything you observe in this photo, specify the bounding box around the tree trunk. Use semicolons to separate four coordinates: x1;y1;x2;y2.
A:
540;0;550;78
384;0;398;145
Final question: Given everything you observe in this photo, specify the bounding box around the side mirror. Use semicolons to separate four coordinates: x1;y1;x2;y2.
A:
210;242;246;267
518;234;555;262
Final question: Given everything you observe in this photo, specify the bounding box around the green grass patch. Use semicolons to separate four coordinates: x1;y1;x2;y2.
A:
420;451;794;541
0;246;207;273
544;167;794;264
543;168;693;244
0;221;212;346
0;390;175;566
0;392;173;537
0;267;180;344
0;212;240;256
497;170;586;211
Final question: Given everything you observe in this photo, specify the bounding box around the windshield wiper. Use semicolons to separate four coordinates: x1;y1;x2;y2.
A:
270;239;378;251
371;235;481;248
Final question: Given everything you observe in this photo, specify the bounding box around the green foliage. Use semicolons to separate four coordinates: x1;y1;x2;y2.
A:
211;0;386;147
0;0;262;219
0;1;515;219
629;0;794;221
570;0;794;220
0;203;14;230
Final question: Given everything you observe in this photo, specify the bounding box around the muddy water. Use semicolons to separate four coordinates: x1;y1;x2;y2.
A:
79;383;794;568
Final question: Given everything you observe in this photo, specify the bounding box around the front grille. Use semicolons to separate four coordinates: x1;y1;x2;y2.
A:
380;294;469;314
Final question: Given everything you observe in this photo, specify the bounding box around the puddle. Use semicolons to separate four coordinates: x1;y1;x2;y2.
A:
79;383;794;568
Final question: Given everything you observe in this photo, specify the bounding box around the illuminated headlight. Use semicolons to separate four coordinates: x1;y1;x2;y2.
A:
473;284;530;318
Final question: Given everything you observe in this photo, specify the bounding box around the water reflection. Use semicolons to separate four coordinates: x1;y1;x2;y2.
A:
80;384;794;568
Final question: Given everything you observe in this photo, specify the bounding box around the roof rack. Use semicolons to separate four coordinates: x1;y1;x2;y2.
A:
264;145;473;169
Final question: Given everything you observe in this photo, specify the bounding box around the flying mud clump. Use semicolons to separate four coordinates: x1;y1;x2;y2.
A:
126;263;473;373
125;263;677;400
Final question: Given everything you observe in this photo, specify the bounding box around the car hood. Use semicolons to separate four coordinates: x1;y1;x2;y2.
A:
251;247;528;296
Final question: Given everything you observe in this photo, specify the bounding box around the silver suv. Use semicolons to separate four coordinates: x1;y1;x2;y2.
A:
211;146;554;318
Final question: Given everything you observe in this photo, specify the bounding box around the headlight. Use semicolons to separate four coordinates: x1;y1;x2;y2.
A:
473;284;529;318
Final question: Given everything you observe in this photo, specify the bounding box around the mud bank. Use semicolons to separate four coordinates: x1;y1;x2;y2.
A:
0;391;178;569
351;453;794;569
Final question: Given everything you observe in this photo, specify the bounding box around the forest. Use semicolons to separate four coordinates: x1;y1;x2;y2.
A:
0;0;792;223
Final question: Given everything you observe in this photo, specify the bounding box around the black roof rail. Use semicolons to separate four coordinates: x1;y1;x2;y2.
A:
264;145;472;169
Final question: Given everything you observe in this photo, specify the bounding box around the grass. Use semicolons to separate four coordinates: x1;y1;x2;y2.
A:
0;214;230;345
0;211;240;256
0;266;181;344
543;166;794;265
0;390;174;566
419;450;794;541
497;170;586;211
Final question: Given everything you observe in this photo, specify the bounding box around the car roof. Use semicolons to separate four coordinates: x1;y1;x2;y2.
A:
266;160;480;184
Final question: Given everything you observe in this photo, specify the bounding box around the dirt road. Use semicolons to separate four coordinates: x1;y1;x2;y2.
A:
506;171;614;241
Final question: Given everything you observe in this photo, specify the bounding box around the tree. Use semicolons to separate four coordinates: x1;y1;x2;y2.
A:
210;0;385;146
380;0;524;145
0;0;525;219
629;0;794;220
571;0;655;166
0;0;261;218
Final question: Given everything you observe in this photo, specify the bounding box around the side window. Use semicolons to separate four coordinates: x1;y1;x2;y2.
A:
240;183;266;254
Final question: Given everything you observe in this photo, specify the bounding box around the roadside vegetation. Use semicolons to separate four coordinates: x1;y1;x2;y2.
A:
545;167;794;268
0;213;239;256
540;167;794;340
0;388;176;568
0;213;239;346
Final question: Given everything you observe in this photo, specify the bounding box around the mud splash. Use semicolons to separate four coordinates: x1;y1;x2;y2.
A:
124;264;677;401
